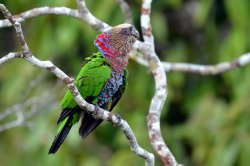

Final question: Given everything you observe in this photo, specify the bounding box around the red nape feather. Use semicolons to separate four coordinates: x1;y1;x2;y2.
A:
94;31;129;73
94;32;120;60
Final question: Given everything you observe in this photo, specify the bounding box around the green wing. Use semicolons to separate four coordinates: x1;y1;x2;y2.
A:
61;53;111;109
49;53;112;154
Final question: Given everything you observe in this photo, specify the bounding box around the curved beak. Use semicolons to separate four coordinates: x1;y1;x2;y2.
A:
131;26;140;39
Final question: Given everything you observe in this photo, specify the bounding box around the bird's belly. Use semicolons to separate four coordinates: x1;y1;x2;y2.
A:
97;72;124;107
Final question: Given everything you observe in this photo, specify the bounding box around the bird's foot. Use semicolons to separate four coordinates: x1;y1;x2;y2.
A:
111;113;122;127
91;105;99;119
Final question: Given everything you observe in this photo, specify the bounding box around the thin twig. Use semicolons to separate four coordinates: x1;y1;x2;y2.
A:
0;52;22;65
0;92;56;132
0;111;24;132
116;0;133;24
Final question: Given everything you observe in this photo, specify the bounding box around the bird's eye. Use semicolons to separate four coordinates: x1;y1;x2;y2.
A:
121;28;131;36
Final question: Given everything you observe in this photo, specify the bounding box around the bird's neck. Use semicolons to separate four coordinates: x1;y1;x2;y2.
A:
94;32;128;73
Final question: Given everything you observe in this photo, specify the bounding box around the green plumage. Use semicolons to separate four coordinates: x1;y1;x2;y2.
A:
56;52;111;133
61;52;111;109
49;23;138;154
49;52;127;153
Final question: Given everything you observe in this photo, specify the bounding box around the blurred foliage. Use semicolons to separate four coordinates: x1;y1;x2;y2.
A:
0;0;250;166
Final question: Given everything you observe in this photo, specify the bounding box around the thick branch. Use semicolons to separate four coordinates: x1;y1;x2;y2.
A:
140;0;181;166
0;3;154;166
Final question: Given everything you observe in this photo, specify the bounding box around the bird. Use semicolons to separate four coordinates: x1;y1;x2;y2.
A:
48;24;139;154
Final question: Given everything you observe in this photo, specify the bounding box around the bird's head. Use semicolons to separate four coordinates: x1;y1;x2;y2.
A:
94;24;139;59
108;24;139;53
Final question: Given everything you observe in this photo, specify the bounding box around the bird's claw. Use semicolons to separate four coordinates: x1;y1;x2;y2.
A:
90;105;99;119
112;113;122;127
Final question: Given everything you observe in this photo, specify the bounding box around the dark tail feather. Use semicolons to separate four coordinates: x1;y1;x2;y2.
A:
79;112;103;138
48;116;73;154
57;108;79;125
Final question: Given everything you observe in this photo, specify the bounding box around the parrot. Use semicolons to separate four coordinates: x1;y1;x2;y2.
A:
48;24;139;154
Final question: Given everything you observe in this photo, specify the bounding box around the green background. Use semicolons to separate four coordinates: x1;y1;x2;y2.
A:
0;0;250;166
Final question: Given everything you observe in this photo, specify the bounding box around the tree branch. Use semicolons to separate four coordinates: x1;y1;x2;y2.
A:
0;7;81;28
0;3;154;166
139;0;181;165
162;53;250;75
1;6;250;77
0;52;22;65
116;0;133;24
130;51;250;75
0;111;25;132
0;91;56;132
76;0;110;32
